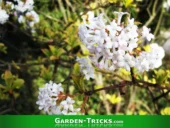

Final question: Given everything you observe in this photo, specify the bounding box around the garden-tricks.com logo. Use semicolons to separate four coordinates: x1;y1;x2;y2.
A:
55;118;124;127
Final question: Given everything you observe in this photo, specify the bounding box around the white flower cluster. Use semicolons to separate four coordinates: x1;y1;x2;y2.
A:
76;57;95;80
0;0;39;30
0;8;9;24
164;0;170;10
135;43;165;72
14;0;34;12
36;81;80;115
18;10;39;28
78;12;164;73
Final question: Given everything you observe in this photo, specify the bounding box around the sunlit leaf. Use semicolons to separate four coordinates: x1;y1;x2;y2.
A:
106;94;121;104
13;79;25;89
72;74;84;93
161;107;170;115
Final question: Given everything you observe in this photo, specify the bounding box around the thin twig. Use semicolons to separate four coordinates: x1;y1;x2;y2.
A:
84;81;131;96
0;108;11;115
153;90;170;101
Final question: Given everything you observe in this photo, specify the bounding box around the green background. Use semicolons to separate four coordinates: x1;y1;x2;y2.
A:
0;116;170;128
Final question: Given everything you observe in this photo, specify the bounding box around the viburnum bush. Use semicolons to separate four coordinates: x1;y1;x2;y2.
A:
0;0;170;115
36;11;165;115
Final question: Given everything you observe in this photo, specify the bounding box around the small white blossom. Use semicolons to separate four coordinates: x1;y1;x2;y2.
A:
18;15;25;23
36;81;80;115
6;2;14;10
36;81;63;114
114;11;128;25
0;8;9;24
76;57;95;80
135;43;165;72
164;0;170;10
26;10;39;27
60;97;80;115
14;0;34;12
142;26;154;41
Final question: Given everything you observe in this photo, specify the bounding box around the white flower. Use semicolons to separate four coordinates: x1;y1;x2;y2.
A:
18;15;25;23
163;38;170;55
113;11;128;25
26;10;39;27
78;11;139;71
60;97;75;114
15;0;34;12
0;8;9;24
36;81;81;115
164;0;170;10
68;108;81;115
142;26;154;41
36;81;63;114
60;97;81;115
6;1;14;10
76;57;95;80
78;12;164;73
135;43;165;72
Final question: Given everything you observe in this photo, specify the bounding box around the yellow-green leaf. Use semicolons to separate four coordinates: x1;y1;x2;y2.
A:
73;63;80;75
123;0;133;7
80;45;89;55
12;61;20;70
161;107;170;115
108;0;117;3
13;79;24;89
0;43;7;54
41;49;51;57
0;84;5;89
106;94;121;104
143;45;151;52
50;55;58;60
139;110;148;115
72;74;84;93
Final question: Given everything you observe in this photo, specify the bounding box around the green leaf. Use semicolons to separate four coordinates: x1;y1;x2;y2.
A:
108;0;117;3
12;61;20;70
72;63;80;75
49;45;65;58
49;45;57;55
13;79;24;89
80;45;89;55
161;107;170;115
123;0;134;7
40;66;53;81
56;48;65;57
0;84;5;89
2;70;14;87
2;70;13;80
72;74;84;93
0;43;7;54
50;55;58;60
41;49;51;57
106;94;121;104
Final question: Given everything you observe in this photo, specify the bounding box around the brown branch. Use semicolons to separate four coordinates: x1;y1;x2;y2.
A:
146;87;159;114
130;68;135;83
135;79;170;90
84;81;131;96
81;95;89;114
52;60;59;81
153;90;170;102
